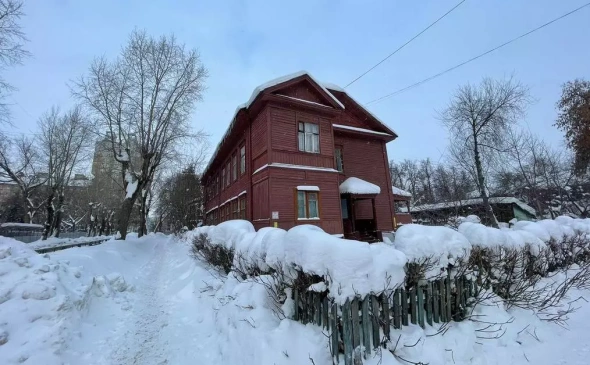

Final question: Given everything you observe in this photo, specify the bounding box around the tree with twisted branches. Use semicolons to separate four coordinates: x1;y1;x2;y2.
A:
74;30;208;239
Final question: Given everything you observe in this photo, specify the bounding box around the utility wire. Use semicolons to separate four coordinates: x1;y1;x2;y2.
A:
344;0;467;88
366;2;590;105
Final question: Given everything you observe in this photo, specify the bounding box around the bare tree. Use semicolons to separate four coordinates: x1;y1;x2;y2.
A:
0;0;29;123
74;30;208;239
440;77;530;228
38;106;93;239
0;134;45;222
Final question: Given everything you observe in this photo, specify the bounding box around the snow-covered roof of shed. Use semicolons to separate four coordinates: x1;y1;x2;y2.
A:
409;197;537;216
392;186;412;197
339;177;381;195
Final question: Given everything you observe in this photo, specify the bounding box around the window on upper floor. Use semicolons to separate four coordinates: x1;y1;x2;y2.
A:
298;122;319;153
226;162;231;187
240;145;246;175
232;153;237;181
297;190;319;219
335;146;344;172
215;176;219;195
222;168;226;190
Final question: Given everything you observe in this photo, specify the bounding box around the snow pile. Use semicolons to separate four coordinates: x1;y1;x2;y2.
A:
189;223;406;304
28;235;112;251
339;177;381;195
393;224;471;279
0;236;131;364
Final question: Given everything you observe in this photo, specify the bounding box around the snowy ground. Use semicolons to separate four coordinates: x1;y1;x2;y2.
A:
1;233;589;364
28;235;112;251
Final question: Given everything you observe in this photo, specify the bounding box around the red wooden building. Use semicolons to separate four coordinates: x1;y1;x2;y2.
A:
201;71;402;239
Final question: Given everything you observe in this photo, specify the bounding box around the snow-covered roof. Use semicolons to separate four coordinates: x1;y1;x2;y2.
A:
392;186;412;197
0;223;44;229
409;197;537;216
339;177;381;195
332;124;392;137
204;71;396;177
322;82;398;137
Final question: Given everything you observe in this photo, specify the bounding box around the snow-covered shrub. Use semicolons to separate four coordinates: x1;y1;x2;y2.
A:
190;233;234;274
186;223;407;305
393;224;470;287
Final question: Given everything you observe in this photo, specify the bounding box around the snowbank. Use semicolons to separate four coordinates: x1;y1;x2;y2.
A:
0;236;132;364
28;235;112;251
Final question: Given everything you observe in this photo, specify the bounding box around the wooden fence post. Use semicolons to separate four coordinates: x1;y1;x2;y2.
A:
382;293;391;341
401;288;409;326
323;295;329;330
361;297;371;358
432;282;439;323
410;287;417;325
392;289;401;329
351;298;361;353
445;277;452;320
330;301;339;364
438;279;446;322
426;284;433;326
417;287;425;328
371;295;380;349
343;300;353;365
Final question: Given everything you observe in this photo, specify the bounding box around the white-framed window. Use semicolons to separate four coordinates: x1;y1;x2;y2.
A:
298;122;319;153
297;190;319;219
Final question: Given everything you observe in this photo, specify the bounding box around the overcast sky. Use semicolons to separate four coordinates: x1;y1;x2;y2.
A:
4;0;590;167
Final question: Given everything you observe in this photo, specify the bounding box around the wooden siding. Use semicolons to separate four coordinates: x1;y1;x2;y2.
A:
269;106;336;168
334;134;394;231
251;110;268;163
266;168;342;234
252;169;270;229
274;82;327;105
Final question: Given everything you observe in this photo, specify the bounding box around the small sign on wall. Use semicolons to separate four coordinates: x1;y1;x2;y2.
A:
272;211;279;220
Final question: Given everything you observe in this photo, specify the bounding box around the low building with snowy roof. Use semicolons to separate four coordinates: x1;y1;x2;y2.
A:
201;71;400;241
406;196;537;226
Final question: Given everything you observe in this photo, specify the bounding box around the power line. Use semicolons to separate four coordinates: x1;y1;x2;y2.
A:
344;0;467;88
366;2;590;105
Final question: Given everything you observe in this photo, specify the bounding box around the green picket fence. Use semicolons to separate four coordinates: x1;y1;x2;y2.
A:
292;275;476;365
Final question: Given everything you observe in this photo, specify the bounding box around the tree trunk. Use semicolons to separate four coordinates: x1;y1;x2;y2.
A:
42;190;56;240
117;197;136;240
53;194;65;238
138;192;149;238
473;137;499;228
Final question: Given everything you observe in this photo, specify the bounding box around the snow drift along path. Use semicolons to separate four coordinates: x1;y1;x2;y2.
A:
60;234;222;364
58;233;328;365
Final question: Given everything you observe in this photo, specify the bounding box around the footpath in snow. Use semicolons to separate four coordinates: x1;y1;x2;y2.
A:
0;230;589;364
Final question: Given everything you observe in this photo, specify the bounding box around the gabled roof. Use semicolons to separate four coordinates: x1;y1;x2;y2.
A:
203;71;396;177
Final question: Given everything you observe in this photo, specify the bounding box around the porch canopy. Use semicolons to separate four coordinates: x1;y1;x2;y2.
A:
339;177;381;241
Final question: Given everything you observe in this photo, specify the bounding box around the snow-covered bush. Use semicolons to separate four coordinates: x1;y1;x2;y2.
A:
392;224;471;287
186;223;407;305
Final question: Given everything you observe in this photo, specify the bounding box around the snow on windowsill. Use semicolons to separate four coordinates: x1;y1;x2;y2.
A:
297;185;320;191
297;217;320;221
